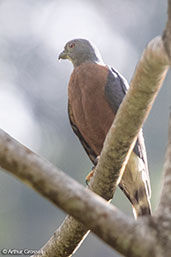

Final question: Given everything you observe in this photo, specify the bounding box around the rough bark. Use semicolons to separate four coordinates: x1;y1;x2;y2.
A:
0;130;165;257
0;115;171;257
36;217;89;257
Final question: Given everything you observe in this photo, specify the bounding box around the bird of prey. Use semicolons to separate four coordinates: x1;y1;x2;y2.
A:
59;38;151;218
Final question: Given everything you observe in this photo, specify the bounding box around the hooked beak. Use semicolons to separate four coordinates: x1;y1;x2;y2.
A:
58;49;68;60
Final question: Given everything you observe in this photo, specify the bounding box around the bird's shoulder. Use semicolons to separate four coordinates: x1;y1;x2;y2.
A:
104;66;129;113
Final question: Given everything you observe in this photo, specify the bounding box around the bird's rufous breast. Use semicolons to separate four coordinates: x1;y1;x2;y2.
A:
68;62;115;155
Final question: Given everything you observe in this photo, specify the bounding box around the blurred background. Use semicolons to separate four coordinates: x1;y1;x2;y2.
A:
0;0;170;256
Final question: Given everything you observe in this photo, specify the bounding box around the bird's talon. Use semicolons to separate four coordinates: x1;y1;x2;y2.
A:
85;169;95;185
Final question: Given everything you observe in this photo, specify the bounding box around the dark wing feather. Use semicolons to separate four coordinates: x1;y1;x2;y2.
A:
68;102;97;164
105;66;150;194
105;67;128;113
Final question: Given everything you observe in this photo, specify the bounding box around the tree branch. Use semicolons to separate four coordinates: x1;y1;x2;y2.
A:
157;114;171;219
0;130;160;257
36;217;89;257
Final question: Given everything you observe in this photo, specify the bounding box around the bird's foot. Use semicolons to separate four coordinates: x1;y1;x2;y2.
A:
85;156;100;185
86;168;95;185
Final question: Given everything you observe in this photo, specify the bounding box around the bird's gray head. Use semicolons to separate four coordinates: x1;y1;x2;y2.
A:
58;38;104;67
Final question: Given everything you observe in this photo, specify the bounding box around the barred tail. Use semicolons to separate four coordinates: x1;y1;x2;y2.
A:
132;191;152;219
120;182;152;219
119;152;152;219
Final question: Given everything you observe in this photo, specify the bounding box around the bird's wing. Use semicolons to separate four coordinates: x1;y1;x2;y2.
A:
105;66;151;197
68;101;97;164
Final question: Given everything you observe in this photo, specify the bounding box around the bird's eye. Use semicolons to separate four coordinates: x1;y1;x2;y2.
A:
69;43;75;48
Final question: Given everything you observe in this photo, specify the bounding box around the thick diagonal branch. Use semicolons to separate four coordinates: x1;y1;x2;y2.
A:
0;130;160;257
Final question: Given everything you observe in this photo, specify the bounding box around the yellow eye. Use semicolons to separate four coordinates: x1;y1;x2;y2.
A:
69;42;75;48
